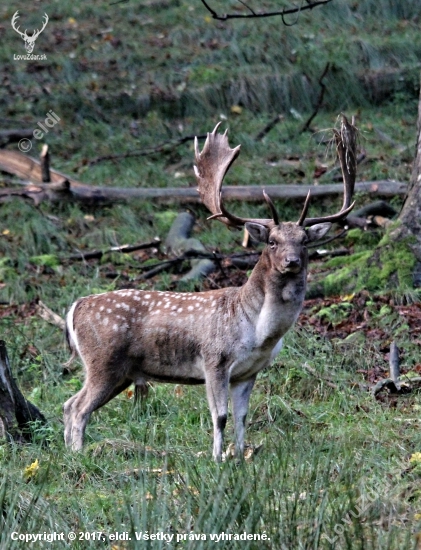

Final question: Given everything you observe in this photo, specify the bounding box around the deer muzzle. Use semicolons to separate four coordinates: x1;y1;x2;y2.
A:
283;255;302;273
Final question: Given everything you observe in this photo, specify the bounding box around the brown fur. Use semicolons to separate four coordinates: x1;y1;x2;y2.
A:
63;221;331;460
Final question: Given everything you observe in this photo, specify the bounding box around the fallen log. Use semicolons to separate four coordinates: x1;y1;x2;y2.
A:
0;129;34;147
165;212;216;281
0;149;408;205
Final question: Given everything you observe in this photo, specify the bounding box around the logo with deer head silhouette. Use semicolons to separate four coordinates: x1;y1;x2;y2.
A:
11;11;49;54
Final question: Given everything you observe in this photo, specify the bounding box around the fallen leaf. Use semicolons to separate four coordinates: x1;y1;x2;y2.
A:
230;105;243;114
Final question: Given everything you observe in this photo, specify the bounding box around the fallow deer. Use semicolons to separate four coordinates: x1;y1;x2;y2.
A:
63;116;357;460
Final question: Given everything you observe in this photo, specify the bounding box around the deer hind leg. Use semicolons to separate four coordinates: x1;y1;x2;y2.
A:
230;376;256;458
64;375;131;451
205;368;229;462
63;393;78;448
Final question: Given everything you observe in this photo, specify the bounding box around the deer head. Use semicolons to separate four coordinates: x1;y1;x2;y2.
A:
194;117;356;278
11;11;49;54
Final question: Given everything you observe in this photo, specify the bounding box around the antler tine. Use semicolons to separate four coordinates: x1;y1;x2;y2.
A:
195;125;275;229
302;114;357;227
296;190;311;226
263;190;279;225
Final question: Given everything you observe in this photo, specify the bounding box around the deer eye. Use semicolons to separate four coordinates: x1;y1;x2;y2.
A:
269;240;276;249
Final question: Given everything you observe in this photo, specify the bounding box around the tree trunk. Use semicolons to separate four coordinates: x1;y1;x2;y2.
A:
0;341;47;443
391;83;421;285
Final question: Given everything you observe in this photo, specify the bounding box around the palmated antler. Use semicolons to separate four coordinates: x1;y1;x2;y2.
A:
297;114;357;227
195;123;279;229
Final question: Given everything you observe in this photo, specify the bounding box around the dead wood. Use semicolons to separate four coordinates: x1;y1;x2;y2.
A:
0;149;408;206
66;238;160;262
372;378;401;396
165;212;215;281
371;215;392;228
371;341;421;397
201;0;333;21
307;228;348;249
336;200;397;230
0;129;33;147
135;250;261;280
40;144;50;183
353;200;397;219
389;341;400;386
308;247;349;260
35;300;65;330
0;341;47;443
373;126;407;153
299;63;330;134
85;133;207;167
255;115;284;141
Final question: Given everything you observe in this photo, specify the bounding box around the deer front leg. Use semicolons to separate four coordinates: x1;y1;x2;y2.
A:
230;376;256;458
205;368;229;462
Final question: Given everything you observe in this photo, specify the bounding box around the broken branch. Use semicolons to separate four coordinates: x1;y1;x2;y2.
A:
85;133;207;167
66;239;161;262
299;63;330;134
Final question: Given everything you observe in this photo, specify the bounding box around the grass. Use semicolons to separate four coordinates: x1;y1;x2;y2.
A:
1;0;421;547
1;326;421;549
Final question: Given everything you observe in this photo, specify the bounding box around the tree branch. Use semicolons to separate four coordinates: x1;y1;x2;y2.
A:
86;133;207;167
299;62;330;134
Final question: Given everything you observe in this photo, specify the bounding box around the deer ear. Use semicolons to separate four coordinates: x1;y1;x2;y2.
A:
306;222;331;242
245;222;270;244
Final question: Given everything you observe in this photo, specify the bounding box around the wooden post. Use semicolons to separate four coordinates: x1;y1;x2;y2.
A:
40;144;50;183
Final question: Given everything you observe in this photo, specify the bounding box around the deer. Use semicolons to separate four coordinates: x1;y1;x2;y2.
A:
11;11;49;54
63;116;357;461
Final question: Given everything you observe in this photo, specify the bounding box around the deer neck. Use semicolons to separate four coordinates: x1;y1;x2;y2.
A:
238;249;307;342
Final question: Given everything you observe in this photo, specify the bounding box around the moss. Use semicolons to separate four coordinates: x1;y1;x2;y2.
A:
323;238;416;296
29;254;60;268
345;228;382;250
154;210;179;235
325;251;371;269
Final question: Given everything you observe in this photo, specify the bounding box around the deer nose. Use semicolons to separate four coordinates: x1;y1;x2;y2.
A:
284;256;301;269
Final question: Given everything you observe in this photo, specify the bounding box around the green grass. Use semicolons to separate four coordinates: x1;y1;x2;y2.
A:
1;326;421;549
1;0;421;547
